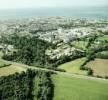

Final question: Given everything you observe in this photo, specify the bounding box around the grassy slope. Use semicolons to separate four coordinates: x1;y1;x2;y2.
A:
85;59;108;77
0;60;8;67
52;74;108;100
58;58;87;75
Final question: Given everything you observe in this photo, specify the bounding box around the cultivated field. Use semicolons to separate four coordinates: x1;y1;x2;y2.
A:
58;58;87;75
52;74;108;100
85;59;108;77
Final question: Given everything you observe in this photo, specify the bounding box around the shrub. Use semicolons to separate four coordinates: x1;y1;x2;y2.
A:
87;68;93;76
105;76;108;79
96;75;103;78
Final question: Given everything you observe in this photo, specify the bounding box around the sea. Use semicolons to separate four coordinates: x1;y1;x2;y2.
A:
0;6;108;20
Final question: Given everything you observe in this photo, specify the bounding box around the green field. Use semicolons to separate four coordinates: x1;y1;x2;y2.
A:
52;74;108;100
98;51;108;55
0;52;10;68
0;65;26;77
97;36;108;41
72;41;88;50
58;58;87;75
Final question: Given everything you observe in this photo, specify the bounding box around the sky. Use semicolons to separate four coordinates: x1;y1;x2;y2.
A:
0;0;107;9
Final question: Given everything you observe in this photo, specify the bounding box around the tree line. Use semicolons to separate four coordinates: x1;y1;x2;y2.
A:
0;69;54;100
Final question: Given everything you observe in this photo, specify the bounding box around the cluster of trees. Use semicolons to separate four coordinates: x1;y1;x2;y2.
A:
86;34;98;48
1;34;51;67
1;34;86;69
80;58;93;76
0;69;54;100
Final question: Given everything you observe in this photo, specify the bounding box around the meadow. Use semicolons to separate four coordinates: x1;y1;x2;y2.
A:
58;57;87;75
97;36;108;41
0;64;26;77
52;74;108;100
72;41;88;50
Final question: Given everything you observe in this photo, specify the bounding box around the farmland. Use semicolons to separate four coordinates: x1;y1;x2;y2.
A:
85;59;108;77
58;57;87;75
52;74;108;100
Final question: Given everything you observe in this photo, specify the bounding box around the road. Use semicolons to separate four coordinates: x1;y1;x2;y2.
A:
1;59;108;83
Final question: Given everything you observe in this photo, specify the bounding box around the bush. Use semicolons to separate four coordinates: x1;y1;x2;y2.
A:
80;65;85;70
105;76;108;79
54;68;66;72
96;75;103;78
47;67;66;72
87;68;93;76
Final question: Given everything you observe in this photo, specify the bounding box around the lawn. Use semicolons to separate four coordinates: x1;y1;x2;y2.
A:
85;59;108;77
52;74;108;100
58;58;87;75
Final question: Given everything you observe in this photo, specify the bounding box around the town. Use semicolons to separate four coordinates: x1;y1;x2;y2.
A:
0;17;108;100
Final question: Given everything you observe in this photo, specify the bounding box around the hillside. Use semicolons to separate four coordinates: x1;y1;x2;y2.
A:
0;17;108;100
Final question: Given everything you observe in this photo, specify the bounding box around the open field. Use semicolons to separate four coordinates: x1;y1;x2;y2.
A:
0;59;9;68
0;51;26;76
0;64;26;77
97;35;108;41
85;59;108;77
58;58;87;75
52;74;108;100
72;41;88;50
96;51;108;58
98;51;108;55
0;52;26;76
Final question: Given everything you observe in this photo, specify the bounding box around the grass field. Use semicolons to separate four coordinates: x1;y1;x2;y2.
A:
85;59;108;77
97;51;108;55
0;59;8;67
97;36;108;41
0;51;26;76
0;64;26;77
0;65;26;76
72;41;88;50
52;74;108;100
58;58;87;75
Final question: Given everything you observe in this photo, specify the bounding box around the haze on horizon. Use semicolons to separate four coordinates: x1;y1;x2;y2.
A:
0;0;107;9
